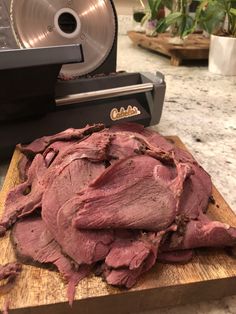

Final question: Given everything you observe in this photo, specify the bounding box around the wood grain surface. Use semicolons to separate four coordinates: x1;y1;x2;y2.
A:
0;137;236;314
127;31;210;66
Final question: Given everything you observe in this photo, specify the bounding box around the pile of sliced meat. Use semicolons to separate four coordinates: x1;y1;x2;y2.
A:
1;123;236;304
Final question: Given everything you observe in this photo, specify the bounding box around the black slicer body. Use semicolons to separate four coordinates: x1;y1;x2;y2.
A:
0;0;166;159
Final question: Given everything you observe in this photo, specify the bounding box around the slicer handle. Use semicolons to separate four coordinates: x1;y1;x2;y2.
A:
56;83;153;106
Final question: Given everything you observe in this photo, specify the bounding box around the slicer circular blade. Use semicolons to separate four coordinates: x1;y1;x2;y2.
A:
10;0;116;77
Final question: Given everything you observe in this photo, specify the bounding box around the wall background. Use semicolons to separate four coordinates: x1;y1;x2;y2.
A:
114;0;147;15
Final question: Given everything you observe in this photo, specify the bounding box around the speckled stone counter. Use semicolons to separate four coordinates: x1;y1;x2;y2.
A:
0;34;235;314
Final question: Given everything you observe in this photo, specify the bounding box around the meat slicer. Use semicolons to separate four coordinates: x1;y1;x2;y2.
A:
0;0;166;159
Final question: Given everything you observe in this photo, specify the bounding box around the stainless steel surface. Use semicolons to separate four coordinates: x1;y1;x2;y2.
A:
56;83;154;106
10;0;116;76
0;44;83;69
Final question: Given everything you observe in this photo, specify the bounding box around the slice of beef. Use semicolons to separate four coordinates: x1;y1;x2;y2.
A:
109;123;173;152
105;235;152;271
57;203;114;265
1;132;112;236
109;122;212;210
0;154;47;235
42;133;108;169
157;250;194;264
73;155;181;231
112;131;175;165
109;123;192;163
168;163;193;199
43;141;74;168
167;217;236;250
178;167;212;219
0;262;22;294
120;127;212;215
17;155;32;182
108;133;145;161
18;124;105;156
142;128;212;213
41;131;112;172
42;158;114;265
12;217;90;305
0;262;22;281
102;231;168;288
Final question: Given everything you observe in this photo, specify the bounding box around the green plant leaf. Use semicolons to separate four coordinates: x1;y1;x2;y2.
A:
152;0;162;19
165;12;183;25
162;0;173;11
154;0;162;11
141;12;151;26
155;18;168;32
230;8;236;16
148;0;155;12
195;0;226;34
147;0;164;20
182;15;195;37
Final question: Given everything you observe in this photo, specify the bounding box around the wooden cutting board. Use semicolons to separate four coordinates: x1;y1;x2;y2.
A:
1;137;236;314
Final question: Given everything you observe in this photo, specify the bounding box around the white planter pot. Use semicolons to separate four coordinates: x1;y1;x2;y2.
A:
209;34;236;76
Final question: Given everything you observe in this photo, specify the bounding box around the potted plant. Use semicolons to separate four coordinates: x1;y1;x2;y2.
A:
155;0;196;43
195;0;236;75
133;0;198;41
139;0;168;36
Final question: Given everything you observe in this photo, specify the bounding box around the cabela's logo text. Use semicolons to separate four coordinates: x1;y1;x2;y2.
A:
110;105;141;121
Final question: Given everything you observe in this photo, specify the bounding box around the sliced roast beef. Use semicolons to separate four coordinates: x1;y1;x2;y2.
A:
43;141;74;168
42;158;114;265
1;132;112;236
157;250;194;263
1;123;223;295
108;133;144;161
73;155;183;231
0;262;21;281
109;123;173;153
17;155;32;182
109;123;194;164
18;124;105;156
166;217;236;250
0;154;47;235
102;231;168;288
0;262;22;294
12;217;89;305
41;131;112;173
178;168;211;219
105;236;153;271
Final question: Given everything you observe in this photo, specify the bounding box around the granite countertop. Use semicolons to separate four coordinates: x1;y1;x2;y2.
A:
0;34;236;313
